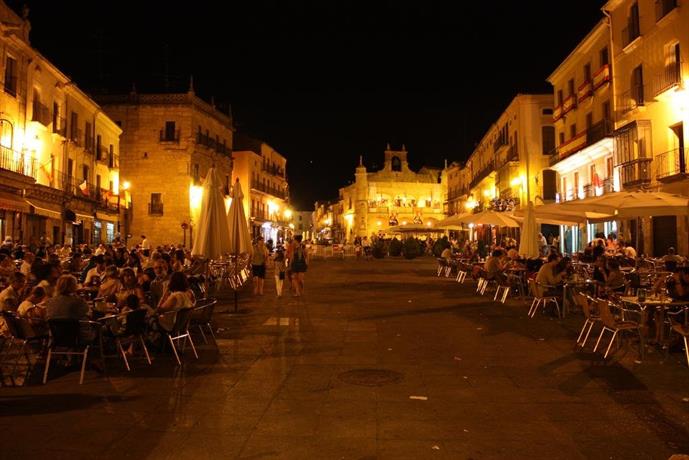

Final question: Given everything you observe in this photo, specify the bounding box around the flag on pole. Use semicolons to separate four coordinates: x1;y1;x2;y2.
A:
79;180;89;196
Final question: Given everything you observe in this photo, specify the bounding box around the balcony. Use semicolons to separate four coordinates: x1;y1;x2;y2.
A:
656;148;688;182
148;202;164;215
70;128;83;146
653;62;681;96
0;145;37;179
622;22;640;48
582;178;614;199
553;104;563;122
52;116;66;136
550;132;587;166
616;87;645;117
31;100;51;126
469;160;495;189
493;137;508;154
96;188;119;213
562;94;577;115
195;132;230;155
262;164;286;178
577;80;593;103
250;180;287;199
159;129;180;143
619;157;652;188
593;64;611;90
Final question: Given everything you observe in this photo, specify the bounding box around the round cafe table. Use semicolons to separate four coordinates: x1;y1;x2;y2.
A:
618;295;689;345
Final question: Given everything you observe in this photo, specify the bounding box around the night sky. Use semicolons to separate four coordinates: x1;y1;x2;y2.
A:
10;1;602;210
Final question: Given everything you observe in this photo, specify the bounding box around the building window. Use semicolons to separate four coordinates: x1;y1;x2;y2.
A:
542;126;555;155
656;0;677;21
542;108;553;115
562;177;567;200
70;112;79;142
149;193;163;215
625;2;641;46
391;156;401;171
632;65;644;106
3;56;16;96
559;132;565;146
0;119;13;149
193;163;200;183
586;113;593;130
109;145;115;168
600;47;609;67
603;101;611;121
82;165;89;182
568;79;575;97
161;121;177;142
584;63;591;83
96;135;102;160
570;124;577;139
85;122;93;151
557;90;563;106
606;157;613;177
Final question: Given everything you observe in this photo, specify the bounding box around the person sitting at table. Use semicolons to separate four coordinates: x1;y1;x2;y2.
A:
662;247;684;272
622;242;637;260
485;249;507;284
604;259;626;293
97;265;122;299
155;271;195;332
592;256;608;284
116;268;146;308
17;285;47;320
663;267;689;301
592;239;606;260
45;275;89;320
0;272;26;312
535;253;565;295
37;263;60;298
440;245;453;264
84;255;106;286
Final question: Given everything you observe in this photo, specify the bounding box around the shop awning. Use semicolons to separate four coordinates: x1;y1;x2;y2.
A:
25;199;62;219
0;192;30;213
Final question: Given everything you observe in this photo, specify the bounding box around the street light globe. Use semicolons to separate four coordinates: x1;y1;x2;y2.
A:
284;209;293;219
122;181;131;191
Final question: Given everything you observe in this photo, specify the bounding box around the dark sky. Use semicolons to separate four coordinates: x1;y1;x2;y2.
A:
10;0;603;209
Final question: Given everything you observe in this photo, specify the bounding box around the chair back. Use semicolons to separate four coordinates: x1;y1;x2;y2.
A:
171;307;194;335
596;300;617;328
1;311;20;338
47;318;82;348
529;279;545;298
123;309;148;336
192;298;217;322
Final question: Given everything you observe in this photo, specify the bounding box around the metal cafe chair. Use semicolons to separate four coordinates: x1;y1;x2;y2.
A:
593;299;644;360
106;309;151;371
190;298;218;345
159;308;198;366
527;279;561;319
666;306;689;367
573;293;601;348
43;319;99;385
1;311;48;385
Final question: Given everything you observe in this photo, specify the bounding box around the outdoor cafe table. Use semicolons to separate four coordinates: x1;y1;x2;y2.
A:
562;278;597;318
618;296;689;345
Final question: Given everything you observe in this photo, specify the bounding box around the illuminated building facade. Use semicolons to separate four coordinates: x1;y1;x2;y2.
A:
445;161;469;216
604;0;689;255
464;94;554;213
547;20;619;252
338;145;445;241
232;134;290;243
99;86;233;247
0;2;121;246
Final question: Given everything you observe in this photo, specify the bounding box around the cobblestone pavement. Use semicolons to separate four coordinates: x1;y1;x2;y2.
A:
2;257;689;459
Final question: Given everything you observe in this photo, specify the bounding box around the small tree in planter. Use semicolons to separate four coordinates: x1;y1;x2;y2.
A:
403;237;420;259
372;238;387;258
388;237;402;256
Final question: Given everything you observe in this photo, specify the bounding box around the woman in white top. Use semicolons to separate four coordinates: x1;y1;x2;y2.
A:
157;272;195;331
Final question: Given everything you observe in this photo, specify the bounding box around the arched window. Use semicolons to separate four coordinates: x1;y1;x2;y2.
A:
391;156;401;172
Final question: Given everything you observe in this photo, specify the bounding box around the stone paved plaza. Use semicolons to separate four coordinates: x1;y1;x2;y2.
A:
2;257;689;459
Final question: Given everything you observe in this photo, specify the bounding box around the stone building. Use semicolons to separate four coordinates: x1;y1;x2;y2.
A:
0;1;121;246
604;0;689;255
98;86;233;247
232;134;290;242
292;211;313;240
338;144;445;241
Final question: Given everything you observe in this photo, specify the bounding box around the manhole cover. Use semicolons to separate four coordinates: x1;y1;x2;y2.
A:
338;369;404;386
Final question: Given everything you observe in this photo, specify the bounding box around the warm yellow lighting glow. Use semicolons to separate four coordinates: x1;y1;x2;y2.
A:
426;221;432;227
344;214;353;224
376;220;382;226
401;220;408;225
468;223;475;228
189;184;204;223
510;177;523;187
465;199;478;210
283;209;293;219
483;189;493;198
122;181;131;191
267;200;279;217
288;223;295;229
324;218;332;226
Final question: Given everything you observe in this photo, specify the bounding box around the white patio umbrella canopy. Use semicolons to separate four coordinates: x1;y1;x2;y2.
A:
458;210;520;228
191;167;233;259
227;179;252;256
518;201;539;258
557;191;689;218
387;223;445;233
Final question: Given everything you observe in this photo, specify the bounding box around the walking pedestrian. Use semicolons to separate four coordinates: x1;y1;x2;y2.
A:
251;236;269;296
273;249;286;297
287;234;308;297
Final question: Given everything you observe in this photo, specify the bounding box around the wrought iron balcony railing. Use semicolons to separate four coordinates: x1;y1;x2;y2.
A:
656;148;687;181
